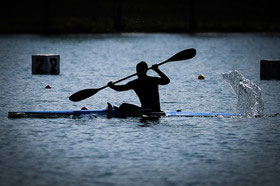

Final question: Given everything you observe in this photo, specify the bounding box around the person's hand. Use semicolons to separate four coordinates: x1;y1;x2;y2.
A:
107;81;114;88
151;64;159;71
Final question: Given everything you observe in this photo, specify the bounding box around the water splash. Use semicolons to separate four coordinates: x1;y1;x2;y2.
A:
222;70;264;117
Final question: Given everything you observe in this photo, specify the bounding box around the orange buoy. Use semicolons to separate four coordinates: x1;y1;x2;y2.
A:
198;74;205;80
45;85;52;89
81;106;89;110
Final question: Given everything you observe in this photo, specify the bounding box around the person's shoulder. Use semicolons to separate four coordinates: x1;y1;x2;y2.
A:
127;79;138;86
148;76;160;81
129;79;138;83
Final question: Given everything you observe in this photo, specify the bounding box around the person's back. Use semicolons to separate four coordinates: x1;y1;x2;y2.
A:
127;76;162;111
108;61;170;112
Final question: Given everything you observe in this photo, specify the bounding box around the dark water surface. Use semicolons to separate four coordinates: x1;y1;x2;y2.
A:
0;34;280;186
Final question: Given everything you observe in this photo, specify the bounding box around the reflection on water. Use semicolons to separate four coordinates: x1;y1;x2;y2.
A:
0;34;280;186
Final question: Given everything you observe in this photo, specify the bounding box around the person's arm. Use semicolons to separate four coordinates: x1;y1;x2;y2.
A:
107;81;131;91
152;64;170;85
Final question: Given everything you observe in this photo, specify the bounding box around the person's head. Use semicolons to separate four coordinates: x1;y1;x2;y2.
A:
136;61;148;78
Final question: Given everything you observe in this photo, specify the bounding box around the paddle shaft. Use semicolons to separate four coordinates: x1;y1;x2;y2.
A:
97;59;172;91
69;48;196;101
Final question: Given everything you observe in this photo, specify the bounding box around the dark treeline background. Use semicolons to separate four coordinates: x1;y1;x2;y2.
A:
0;0;279;34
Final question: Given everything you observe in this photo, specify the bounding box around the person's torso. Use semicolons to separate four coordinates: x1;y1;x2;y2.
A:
130;77;161;111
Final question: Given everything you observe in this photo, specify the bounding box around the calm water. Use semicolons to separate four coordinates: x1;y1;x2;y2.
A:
0;33;280;186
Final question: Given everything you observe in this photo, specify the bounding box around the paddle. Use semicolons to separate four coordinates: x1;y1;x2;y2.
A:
69;48;196;102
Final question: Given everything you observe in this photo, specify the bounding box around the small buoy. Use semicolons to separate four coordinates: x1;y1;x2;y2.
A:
45;85;52;89
198;74;205;80
81;106;89;110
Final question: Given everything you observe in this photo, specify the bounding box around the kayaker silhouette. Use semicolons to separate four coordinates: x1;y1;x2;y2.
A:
107;61;170;113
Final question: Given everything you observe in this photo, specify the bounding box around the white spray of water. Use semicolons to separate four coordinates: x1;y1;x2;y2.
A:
222;70;264;117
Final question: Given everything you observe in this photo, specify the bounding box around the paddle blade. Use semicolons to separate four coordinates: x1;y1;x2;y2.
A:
165;48;196;62
69;88;100;102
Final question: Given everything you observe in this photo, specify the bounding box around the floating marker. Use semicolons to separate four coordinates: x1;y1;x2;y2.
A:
32;54;60;75
260;60;280;80
45;85;52;89
81;106;89;110
198;74;205;80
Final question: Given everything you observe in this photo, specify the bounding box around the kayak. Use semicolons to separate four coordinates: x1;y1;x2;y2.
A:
8;108;241;118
